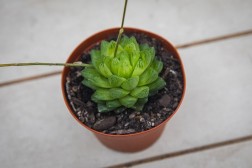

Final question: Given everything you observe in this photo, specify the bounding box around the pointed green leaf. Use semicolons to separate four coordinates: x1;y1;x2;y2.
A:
81;67;99;79
140;44;154;54
124;43;137;54
92;89;113;101
108;75;126;87
124;37;141;67
106;100;121;109
115;44;124;56
136;97;148;105
117;51;132;78
129;36;140;51
119;35;130;47
148;77;166;95
99;63;112;78
90;50;102;70
100;41;110;57
110;88;129;99
82;79;99;90
91;95;105;104
103;56;112;69
141;45;155;64
129;50;140;68
131;59;145;76
132;97;148;111
138;67;158;86
130;86;149;98
106;41;124;58
139;44;149;51
121;76;139;91
97;103;114;113
120;36;139;51
101;40;116;58
131;44;155;77
140;49;154;66
132;105;144;111
117;62;132;78
119;95;137;108
110;58;120;75
151;59;163;73
81;68;111;88
91;77;110;88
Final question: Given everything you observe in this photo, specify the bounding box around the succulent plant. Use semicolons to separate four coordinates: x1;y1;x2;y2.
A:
81;35;166;113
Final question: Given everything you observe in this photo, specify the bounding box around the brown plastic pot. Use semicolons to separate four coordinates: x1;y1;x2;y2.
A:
61;27;186;152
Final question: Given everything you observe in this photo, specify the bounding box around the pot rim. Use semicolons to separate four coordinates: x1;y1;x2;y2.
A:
61;27;186;137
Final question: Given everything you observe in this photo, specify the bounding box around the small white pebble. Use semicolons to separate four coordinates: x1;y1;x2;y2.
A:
140;117;145;123
72;86;78;92
124;122;129;127
170;69;177;75
129;113;136;119
66;77;71;83
77;111;81;116
76;71;82;77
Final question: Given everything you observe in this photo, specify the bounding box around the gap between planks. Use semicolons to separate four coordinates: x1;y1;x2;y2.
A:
175;29;252;48
0;71;62;87
106;134;252;168
0;29;252;88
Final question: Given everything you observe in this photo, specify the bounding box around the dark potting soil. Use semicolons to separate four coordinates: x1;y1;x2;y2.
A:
65;32;184;135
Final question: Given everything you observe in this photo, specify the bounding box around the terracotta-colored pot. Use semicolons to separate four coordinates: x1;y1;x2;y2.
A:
61;27;186;152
